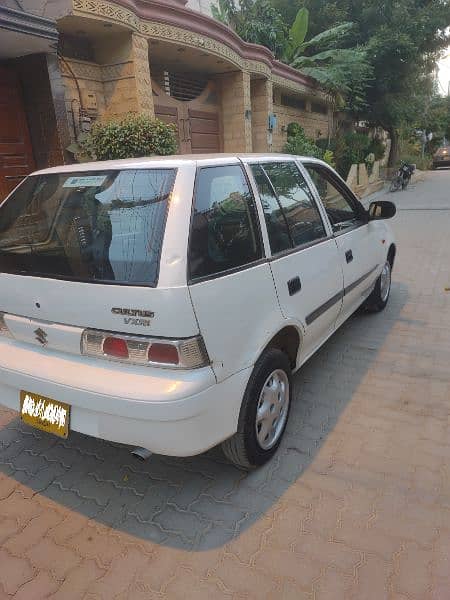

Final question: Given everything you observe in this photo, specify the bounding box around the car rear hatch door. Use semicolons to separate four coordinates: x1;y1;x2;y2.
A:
0;164;199;351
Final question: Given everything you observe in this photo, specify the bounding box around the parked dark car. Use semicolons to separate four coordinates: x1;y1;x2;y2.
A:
432;146;450;169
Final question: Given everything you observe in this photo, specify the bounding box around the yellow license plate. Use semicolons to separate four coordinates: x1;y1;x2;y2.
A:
20;391;70;439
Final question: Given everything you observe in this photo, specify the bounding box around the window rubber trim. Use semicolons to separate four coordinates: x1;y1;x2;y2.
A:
268;234;333;262
188;257;268;285
332;221;367;237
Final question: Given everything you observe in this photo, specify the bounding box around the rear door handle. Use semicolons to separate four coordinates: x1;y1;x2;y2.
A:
345;250;353;263
287;276;301;296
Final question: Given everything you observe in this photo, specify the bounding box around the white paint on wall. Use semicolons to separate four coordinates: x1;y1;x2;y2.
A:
186;0;217;16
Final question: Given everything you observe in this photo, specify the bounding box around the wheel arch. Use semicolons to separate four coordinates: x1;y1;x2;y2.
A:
262;325;302;370
387;243;396;268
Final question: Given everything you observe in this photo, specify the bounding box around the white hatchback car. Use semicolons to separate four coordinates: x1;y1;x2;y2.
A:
0;154;396;469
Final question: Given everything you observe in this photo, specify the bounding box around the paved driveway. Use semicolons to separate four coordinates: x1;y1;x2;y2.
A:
1;170;450;599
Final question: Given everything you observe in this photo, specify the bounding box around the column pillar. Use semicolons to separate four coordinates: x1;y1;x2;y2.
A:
251;77;273;152
100;32;154;119
217;70;252;152
131;33;154;118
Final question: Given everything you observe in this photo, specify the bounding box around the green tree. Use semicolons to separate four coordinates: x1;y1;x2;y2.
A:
289;0;450;164
283;0;351;39
212;2;371;108
416;93;450;146
212;0;287;57
283;11;372;111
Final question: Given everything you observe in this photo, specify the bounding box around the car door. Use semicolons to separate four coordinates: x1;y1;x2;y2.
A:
247;160;343;363
187;163;282;382
302;162;381;327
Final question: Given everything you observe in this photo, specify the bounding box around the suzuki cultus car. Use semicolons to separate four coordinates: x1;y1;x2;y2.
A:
0;154;396;469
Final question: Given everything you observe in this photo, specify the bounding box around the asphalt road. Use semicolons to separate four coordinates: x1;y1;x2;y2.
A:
1;168;450;599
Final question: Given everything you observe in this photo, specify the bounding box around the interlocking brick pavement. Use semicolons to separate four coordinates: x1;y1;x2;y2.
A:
1;170;450;598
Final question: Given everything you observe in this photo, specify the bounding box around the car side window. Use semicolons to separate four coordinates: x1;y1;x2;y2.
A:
260;161;326;249
304;164;365;233
249;164;292;254
188;165;263;280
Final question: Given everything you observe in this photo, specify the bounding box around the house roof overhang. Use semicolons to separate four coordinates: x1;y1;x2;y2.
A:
0;5;58;59
71;0;330;100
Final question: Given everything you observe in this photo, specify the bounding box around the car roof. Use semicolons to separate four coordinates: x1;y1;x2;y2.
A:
32;153;324;176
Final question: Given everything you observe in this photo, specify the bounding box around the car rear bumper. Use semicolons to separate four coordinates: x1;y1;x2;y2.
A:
0;338;250;456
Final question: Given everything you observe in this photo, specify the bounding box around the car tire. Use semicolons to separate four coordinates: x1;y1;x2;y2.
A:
363;259;392;312
221;348;292;470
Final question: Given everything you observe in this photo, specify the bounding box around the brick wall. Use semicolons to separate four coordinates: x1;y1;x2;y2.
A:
272;88;330;152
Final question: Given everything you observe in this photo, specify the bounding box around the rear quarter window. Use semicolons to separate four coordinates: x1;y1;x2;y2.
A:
188;165;263;280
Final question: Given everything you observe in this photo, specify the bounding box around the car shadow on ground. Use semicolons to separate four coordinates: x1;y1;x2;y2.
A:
0;282;410;551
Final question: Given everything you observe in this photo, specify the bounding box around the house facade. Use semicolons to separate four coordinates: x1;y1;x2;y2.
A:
0;0;333;197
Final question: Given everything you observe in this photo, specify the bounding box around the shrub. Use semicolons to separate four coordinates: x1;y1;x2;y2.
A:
283;123;322;158
322;149;336;168
343;132;370;165
367;136;386;161
78;114;178;161
399;138;432;170
330;132;371;179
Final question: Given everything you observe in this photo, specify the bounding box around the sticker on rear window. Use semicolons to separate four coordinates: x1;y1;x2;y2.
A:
63;175;107;188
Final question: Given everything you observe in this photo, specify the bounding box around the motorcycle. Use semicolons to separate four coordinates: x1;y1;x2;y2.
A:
390;161;415;192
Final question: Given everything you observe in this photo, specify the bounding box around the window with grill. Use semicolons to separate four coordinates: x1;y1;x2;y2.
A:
153;70;209;102
280;94;307;111
311;102;328;115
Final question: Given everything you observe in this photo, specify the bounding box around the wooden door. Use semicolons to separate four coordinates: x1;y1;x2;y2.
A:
0;65;35;200
188;109;220;153
152;74;222;155
155;104;190;154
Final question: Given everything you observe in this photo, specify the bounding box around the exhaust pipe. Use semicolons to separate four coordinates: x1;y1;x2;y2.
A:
131;447;153;461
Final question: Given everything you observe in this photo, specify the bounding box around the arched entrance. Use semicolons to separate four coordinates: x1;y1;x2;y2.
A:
152;69;222;154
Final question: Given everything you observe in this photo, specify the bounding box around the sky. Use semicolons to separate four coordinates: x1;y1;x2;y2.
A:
437;50;450;95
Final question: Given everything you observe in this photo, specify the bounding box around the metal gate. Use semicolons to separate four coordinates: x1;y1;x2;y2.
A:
152;70;222;154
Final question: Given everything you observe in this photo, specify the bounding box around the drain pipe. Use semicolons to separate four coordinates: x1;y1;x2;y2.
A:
131;447;153;461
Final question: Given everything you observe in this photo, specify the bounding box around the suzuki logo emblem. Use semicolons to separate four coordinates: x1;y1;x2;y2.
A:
34;327;48;346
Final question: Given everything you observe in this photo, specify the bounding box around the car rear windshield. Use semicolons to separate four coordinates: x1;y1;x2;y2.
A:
0;168;176;285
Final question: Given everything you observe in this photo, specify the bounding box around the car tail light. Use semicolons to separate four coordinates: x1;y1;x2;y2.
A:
148;343;179;365
0;313;12;338
81;329;209;369
103;337;129;359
